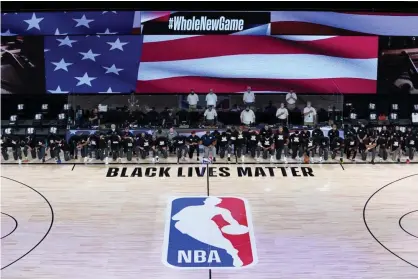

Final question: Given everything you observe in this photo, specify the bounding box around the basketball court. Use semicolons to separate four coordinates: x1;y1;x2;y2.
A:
1;163;417;278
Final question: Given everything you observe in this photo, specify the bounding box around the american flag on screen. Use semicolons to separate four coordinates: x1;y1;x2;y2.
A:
44;35;143;93
1;11;137;36
270;11;418;35
136;35;378;94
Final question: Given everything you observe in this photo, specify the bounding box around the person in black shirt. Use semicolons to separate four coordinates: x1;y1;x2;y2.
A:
289;130;303;161
364;134;378;164
68;134;80;160
96;133;109;164
303;137;316;163
274;126;289;162
147;107;160;126
318;136;329;162
47;132;61;163
404;131;416;161
377;126;390;161
246;130;260;158
258;133;274;161
172;134;188;162
389;134;402;162
1;134;10;161
311;125;323;156
121;127;135;161
34;134;47;163
300;128;311;158
77;134;90;163
344;134;358;161
357;123;368;156
87;132;100;162
211;129;221;156
259;124;273;138
233;127;246;161
328;124;339;144
187;131;201;161
108;124;122;162
217;131;232;161
330;135;344;162
135;133;152;160
153;135;168;163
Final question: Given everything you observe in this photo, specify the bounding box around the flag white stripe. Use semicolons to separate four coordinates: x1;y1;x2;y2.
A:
137;54;377;81
143;34;201;43
271;35;337;41
271;11;418;36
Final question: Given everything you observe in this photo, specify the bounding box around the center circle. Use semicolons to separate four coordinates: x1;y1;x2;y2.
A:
1;212;18;239
399;210;418;239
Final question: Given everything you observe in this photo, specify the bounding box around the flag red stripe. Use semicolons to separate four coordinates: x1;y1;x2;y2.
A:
141;35;378;62
270;21;368;36
136;76;376;94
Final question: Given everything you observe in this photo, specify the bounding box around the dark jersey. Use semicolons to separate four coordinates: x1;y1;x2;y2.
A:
233;131;246;146
108;133;121;145
328;129;339;142
331;137;344;149
274;132;288;148
172;135;187;147
289;133;302;146
261;136;273;148
155;136;168;148
345;128;356;138
98;135;108;149
138;136;152;149
389;137;401;151
218;132;230;147
306;138;315;149
187;135;201;145
405;135;416;148
311;128;323;139
319;136;329;147
345;137;357;149
260;128;273;138
88;134;100;148
357;127;368;141
247;133;260;147
121;131;134;139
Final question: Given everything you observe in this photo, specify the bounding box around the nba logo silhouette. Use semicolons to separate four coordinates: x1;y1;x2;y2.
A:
163;196;257;269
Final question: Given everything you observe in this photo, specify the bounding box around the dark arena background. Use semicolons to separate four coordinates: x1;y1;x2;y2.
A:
1;2;418;279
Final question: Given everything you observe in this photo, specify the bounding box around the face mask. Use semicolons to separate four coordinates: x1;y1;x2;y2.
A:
246;108;249;111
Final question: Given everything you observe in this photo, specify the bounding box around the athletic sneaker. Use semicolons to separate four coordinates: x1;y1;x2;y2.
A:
319;156;323;163
241;155;245;162
256;157;261;162
155;157;159;163
83;157;88;163
270;156;274;163
105;157;109;165
310;157;315;163
283;157;288;164
18;159;22;164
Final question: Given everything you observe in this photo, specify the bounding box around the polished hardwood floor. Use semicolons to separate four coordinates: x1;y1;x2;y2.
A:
1;164;417;279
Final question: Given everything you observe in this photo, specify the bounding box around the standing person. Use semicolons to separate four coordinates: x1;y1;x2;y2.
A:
217;130;232;161
240;106;255;126
187;131;201;161
187;89;199;111
204;106;217;126
172;133;188;162
274;126;289;163
205;89;217;108
302;102;317;126
276;103;289;126
243;86;255;107
201;130;217;162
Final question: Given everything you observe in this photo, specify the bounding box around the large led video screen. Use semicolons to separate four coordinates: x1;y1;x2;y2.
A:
136;35;378;94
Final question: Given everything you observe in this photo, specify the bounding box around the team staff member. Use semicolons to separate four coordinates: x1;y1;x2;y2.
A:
187;131;201;161
172;134;188;162
274;126;288;162
276;103;289;126
201;130;217;162
240;106;255;126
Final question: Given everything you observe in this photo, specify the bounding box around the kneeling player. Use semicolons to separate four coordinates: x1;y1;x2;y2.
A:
172;134;188;162
218;130;232;161
344;135;358;161
330;135;344;163
389;134;401;162
258;134;274;162
153;135;168;163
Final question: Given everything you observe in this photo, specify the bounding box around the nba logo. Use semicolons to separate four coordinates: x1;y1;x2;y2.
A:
162;196;257;269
